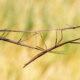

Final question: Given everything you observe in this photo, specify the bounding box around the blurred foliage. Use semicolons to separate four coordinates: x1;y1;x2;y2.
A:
0;0;80;80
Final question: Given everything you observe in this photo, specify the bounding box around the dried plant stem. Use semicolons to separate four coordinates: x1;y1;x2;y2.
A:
23;38;80;68
0;26;80;33
0;36;42;50
0;25;80;68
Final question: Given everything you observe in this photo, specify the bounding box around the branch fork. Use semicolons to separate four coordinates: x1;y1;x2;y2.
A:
0;26;80;68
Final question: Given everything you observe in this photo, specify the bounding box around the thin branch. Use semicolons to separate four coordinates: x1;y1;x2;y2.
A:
0;26;80;33
0;35;64;54
36;46;63;54
23;38;80;68
0;26;80;68
0;36;44;51
36;46;44;51
70;42;80;44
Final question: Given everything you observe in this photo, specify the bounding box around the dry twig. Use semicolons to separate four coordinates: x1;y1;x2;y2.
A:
0;26;80;33
0;26;80;68
23;38;80;68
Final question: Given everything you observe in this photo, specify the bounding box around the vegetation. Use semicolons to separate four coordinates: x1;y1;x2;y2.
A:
0;0;80;80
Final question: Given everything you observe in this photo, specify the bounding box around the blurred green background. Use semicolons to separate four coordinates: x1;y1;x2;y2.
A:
0;0;80;80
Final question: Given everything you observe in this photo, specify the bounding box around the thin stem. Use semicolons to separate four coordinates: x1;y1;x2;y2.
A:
0;26;80;33
23;38;80;68
0;36;43;51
